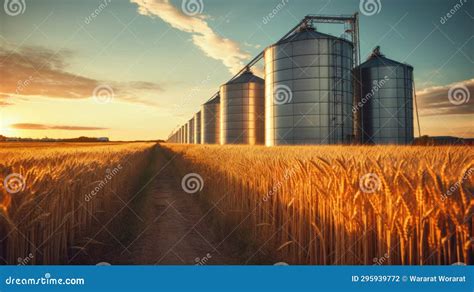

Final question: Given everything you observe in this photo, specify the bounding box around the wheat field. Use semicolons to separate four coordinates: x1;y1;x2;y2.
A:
0;142;155;264
165;144;474;265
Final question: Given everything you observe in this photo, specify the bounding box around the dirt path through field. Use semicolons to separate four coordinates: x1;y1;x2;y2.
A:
118;149;243;265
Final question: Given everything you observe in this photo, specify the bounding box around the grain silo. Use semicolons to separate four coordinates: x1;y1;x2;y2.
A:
357;47;414;144
184;123;189;144
187;118;195;144
220;68;265;145
201;95;220;144
194;111;202;144
264;24;354;145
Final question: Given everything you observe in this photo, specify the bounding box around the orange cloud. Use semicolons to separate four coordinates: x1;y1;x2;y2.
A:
0;45;163;106
417;79;473;116
11;123;108;131
130;0;250;74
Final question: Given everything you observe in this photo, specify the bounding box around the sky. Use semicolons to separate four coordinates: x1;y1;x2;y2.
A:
0;0;472;140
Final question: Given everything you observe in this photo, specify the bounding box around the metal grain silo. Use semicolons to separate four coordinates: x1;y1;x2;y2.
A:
184;123;188;144
194;111;201;144
357;47;414;144
220;68;265;145
201;95;220;144
187;118;195;144
264;25;354;145
181;125;185;143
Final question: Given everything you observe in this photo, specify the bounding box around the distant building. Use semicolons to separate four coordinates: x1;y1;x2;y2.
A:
97;137;109;142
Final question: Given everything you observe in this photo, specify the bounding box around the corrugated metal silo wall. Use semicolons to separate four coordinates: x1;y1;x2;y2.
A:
194;111;202;144
352;67;363;143
360;65;414;144
188;118;195;144
184;123;188;144
220;80;265;145
201;100;220;144
264;37;354;145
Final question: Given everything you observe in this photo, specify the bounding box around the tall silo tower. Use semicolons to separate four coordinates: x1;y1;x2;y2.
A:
187;118;194;144
184;122;188;144
194;111;202;144
220;68;265;145
264;24;354;145
201;95;220;144
357;47;414;144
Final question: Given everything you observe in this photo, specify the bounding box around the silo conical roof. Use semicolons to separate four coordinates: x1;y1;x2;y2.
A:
226;68;264;84
359;46;413;68
277;26;351;45
204;94;220;105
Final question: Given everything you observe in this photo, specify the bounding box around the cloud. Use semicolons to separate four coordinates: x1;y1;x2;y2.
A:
10;123;108;131
0;44;163;106
417;79;473;116
130;0;250;73
0;94;13;107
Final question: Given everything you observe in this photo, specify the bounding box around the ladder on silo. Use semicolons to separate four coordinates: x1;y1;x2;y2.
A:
330;41;345;144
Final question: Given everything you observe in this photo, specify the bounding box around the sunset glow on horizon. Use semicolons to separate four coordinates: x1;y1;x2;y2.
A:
1;0;472;141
